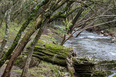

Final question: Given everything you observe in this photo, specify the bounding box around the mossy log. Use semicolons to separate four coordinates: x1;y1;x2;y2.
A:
27;40;73;66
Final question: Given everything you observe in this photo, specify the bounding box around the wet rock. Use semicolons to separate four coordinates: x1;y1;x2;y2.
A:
111;37;116;43
71;57;113;77
62;72;71;77
72;57;96;77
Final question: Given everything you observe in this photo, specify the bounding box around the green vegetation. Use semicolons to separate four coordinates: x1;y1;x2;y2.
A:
98;60;116;69
113;74;116;77
29;40;73;66
0;0;116;77
15;56;40;68
107;28;116;34
40;35;57;44
92;70;112;77
13;61;67;77
0;22;21;41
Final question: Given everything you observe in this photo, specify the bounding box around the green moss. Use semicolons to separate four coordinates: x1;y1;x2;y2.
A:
12;69;22;73
40;35;57;44
98;60;116;69
12;61;66;76
14;56;40;68
107;28;116;34
0;0;50;66
35;40;44;47
105;70;113;76
0;22;21;40
92;71;106;77
72;57;97;77
113;74;116;77
72;57;96;64
27;40;73;66
92;70;112;77
14;56;25;68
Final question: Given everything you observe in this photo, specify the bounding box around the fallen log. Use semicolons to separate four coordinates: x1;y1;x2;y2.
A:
29;40;73;66
15;40;73;68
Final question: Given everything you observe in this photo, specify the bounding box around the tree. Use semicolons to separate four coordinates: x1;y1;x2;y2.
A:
0;0;50;67
60;0;116;45
1;0;116;76
1;0;75;76
0;0;13;58
21;26;45;77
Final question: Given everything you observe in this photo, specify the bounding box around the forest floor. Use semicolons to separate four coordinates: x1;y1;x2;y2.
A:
0;22;70;77
0;22;116;77
0;62;68;77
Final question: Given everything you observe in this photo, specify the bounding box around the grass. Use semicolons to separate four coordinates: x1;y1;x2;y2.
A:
13;61;67;77
0;21;35;44
0;21;70;77
113;74;116;77
107;28;116;34
0;22;21;42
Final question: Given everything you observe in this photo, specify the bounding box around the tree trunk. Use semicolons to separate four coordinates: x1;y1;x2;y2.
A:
0;0;50;67
0;17;3;28
61;35;66;46
0;6;12;58
21;26;45;77
1;15;43;77
67;8;84;34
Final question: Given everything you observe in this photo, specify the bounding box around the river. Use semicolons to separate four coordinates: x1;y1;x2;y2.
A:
64;31;116;61
63;31;116;76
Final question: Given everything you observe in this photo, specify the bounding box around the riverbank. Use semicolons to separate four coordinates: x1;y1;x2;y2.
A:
0;24;72;77
87;27;116;38
0;22;116;77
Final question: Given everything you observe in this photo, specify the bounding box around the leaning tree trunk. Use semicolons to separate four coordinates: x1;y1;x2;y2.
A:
1;0;82;76
67;8;84;34
1;14;43;77
0;3;12;58
60;8;84;45
21;26;45;77
0;0;50;67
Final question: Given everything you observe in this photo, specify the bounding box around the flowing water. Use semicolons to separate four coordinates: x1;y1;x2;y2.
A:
64;31;116;76
64;31;116;61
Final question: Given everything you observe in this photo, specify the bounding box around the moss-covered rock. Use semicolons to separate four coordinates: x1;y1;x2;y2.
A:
92;70;112;77
72;57;96;77
71;57;114;77
27;40;73;66
97;60;116;70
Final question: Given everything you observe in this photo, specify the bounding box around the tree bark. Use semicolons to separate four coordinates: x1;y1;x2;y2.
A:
67;8;84;34
0;3;12;58
0;0;50;67
21;26;45;77
1;14;43;77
